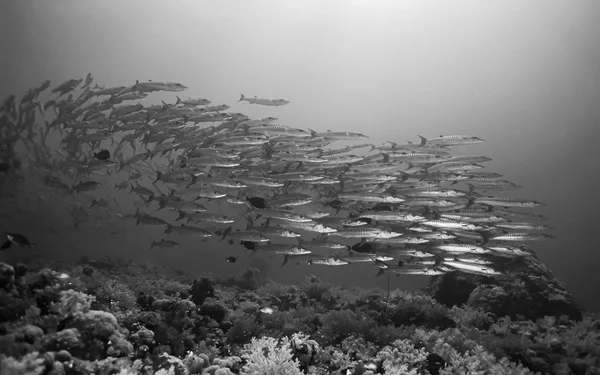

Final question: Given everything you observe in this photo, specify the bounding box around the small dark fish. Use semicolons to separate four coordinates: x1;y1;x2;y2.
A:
148;239;179;250
246;196;268;209
3;232;35;250
241;240;257;250
327;199;344;210
225;256;239;263
93;149;111;161
72;181;101;194
351;241;374;253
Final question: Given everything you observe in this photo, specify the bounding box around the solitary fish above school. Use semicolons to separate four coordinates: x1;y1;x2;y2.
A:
93;149;110;161
134;80;188;93
148;239;179;250
238;94;289;106
1;232;35;250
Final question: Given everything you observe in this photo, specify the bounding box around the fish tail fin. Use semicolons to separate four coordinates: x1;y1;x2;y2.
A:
144;194;155;204
175;96;181;105
1;241;12;250
238;94;245;102
465;196;475;208
164;224;172;234
375;268;385;277
481;232;491;247
117;154;126;171
185;174;197;188
175;210;186;221
154;171;162;184
281;254;290;267
148;240;155;251
417;135;427;146
307;128;317;137
218;226;233;242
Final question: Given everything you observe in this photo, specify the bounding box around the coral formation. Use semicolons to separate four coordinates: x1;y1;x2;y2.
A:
426;255;582;321
0;259;597;374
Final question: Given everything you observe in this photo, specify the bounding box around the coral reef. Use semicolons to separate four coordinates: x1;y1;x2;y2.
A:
0;259;598;375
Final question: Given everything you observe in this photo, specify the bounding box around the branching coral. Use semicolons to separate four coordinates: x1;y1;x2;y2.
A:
240;336;302;375
376;339;429;375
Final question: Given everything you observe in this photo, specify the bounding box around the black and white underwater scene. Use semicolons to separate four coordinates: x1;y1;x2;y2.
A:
1;1;599;374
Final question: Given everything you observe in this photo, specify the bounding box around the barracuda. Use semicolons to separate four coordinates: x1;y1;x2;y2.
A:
2;76;557;282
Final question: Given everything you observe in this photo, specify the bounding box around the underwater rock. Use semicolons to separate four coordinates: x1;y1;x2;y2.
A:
130;325;155;347
106;332;134;357
30;268;60;290
427;255;582;321
203;364;221;374
425;353;447;375
467;285;512;316
48;360;65;375
152;298;178;311
0;331;36;357
200;298;229;323
198;353;210;368
67;310;133;358
212;356;241;370
182;354;205;374
14;263;28;278
70;310;119;338
41;328;82;352
137;291;155;310
154;352;189;375
0;290;32;325
82;265;94;277
13;324;44;344
54;349;72;362
423;271;485;307
0;262;15;290
191;278;215;305
221;268;266;290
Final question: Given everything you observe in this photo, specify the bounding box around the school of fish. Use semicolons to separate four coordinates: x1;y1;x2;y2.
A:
0;75;554;278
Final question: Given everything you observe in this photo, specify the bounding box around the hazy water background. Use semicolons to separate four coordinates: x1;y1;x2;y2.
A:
1;0;600;311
